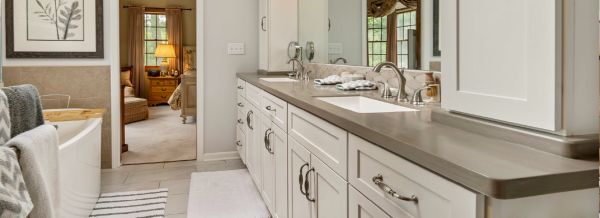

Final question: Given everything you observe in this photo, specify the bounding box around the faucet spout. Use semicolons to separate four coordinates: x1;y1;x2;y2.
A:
372;62;409;102
288;58;306;80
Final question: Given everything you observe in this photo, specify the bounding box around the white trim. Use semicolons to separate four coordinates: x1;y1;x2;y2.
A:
110;0;121;169
111;0;207;168
201;151;241;162
196;0;206;162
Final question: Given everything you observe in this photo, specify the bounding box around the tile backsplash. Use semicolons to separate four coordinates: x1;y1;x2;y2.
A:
3;66;113;168
305;63;441;95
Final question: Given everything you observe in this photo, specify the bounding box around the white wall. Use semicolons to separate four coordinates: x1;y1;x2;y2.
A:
328;0;363;65
1;0;112;66
203;0;258;154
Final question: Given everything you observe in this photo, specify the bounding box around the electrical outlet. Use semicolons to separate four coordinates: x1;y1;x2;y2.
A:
227;43;245;55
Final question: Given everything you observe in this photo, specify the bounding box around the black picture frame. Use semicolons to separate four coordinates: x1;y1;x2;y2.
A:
5;0;104;58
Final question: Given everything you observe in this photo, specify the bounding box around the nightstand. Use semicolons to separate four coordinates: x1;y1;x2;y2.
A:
147;77;178;106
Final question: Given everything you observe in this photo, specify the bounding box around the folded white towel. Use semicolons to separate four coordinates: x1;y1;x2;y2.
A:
336;80;377;91
6;125;59;218
314;75;343;85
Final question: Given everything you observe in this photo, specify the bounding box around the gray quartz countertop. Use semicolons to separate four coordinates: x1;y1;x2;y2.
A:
237;73;598;200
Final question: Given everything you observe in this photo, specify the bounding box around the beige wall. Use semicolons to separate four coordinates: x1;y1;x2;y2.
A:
3;66;113;168
119;0;197;66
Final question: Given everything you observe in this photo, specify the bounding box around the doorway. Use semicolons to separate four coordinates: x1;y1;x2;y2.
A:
118;0;198;165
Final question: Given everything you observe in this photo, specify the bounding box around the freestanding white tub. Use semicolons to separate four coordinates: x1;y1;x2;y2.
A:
46;116;103;218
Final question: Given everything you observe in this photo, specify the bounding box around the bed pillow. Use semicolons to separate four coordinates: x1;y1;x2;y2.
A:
121;70;133;87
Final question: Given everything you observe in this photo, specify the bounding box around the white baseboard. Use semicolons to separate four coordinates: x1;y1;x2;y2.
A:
201;151;240;161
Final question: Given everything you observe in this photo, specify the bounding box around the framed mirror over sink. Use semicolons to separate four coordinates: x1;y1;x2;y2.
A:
298;0;439;71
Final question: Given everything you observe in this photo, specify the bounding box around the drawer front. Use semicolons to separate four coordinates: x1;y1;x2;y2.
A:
151;87;176;93
236;126;246;164
288;104;348;179
149;93;171;101
348;134;481;218
237;109;246;133
349;186;392;218
245;83;262;108
236;97;247;120
237;78;246;97
260;90;288;131
151;79;177;86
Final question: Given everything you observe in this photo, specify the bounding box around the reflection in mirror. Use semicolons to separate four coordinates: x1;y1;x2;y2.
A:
299;0;440;71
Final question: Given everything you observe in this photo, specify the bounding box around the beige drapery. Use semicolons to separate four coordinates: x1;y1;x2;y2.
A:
127;7;147;98
166;9;184;73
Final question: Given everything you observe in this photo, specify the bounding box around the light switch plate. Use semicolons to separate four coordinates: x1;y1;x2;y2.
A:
227;43;245;55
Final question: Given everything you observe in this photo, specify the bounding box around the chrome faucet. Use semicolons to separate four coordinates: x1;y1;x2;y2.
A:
372;62;409;102
288;58;308;80
330;57;348;64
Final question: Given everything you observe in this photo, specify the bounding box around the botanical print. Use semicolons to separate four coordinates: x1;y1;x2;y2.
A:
27;0;84;41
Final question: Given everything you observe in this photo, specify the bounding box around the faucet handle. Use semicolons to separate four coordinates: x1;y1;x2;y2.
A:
411;85;433;105
377;82;393;98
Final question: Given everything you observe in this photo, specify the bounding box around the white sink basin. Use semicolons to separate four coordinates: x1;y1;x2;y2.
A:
316;96;418;113
260;78;298;82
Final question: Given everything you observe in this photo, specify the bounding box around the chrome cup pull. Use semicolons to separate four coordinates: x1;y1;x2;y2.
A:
372;174;418;203
265;106;276;112
236;140;242;147
237;86;244;90
237;102;244;107
237;119;244;125
264;128;272;152
266;131;275;155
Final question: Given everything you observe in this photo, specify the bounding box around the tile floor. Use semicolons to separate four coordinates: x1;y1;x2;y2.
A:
101;159;246;218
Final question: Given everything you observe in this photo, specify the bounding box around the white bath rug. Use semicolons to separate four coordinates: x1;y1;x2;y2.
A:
187;169;270;218
89;188;168;218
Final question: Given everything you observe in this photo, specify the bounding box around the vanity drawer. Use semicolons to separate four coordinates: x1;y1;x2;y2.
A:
245;83;262;108
349;186;391;218
348;134;481;218
236;96;247;112
236;126;246;164
237;109;247;133
260;90;287;131
149;93;171;101
151;80;177;86
237;78;246;97
288;104;347;179
151;87;176;93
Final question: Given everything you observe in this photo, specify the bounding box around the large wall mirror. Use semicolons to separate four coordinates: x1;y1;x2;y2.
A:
298;0;441;71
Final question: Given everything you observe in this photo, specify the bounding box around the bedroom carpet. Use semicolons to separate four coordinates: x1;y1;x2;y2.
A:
122;105;196;165
187;169;270;218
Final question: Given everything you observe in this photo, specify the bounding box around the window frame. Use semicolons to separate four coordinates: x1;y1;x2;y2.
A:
144;13;168;66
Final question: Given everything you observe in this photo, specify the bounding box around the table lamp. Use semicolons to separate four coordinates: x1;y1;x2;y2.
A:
155;44;176;75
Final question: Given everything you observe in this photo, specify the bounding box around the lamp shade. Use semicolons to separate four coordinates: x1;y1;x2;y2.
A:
155;44;177;58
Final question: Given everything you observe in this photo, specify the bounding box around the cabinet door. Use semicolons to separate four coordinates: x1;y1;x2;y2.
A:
258;0;269;71
441;0;561;131
310;156;347;218
260;119;288;218
273;124;288;218
349;186;392;218
246;104;262;189
288;138;312;218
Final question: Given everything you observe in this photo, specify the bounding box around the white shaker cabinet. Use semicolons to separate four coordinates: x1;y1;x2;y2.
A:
258;0;298;73
259;114;288;218
245;103;262;189
288;137;347;218
441;0;598;134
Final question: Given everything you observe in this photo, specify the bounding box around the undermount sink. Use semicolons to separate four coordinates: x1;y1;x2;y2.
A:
260;77;298;82
316;96;418;113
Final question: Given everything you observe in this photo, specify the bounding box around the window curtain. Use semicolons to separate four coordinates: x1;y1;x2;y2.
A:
386;13;398;64
166;9;184;73
127;7;147;98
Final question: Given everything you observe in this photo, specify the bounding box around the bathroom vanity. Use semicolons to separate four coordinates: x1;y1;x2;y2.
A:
235;74;598;218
